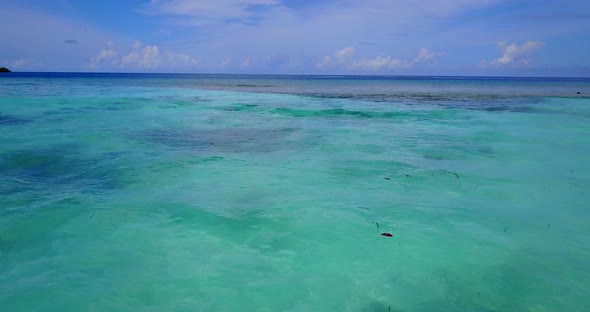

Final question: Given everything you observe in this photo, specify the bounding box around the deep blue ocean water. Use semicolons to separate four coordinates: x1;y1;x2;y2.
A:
1;73;589;311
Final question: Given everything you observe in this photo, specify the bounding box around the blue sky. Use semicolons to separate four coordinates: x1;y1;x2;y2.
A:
1;0;589;76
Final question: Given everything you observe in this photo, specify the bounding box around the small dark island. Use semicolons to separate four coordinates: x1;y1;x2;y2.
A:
0;67;12;73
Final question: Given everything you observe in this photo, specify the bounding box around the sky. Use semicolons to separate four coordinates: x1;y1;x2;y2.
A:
1;0;589;76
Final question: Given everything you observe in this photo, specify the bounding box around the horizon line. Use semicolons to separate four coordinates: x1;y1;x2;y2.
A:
2;71;590;79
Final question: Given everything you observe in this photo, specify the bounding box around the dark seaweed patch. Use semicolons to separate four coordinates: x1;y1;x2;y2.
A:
298;92;541;110
363;302;397;312
272;107;411;119
1;150;70;180
40;106;90;120
234;84;275;87
104;106;123;111
424;169;460;179
442;170;460;179
484;106;535;113
0;113;31;125
485;106;511;112
424;155;446;160
301;92;466;103
219;103;259;111
477;147;494;155
140;127;298;153
0;147;121;194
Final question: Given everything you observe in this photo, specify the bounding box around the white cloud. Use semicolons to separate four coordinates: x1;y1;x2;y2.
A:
121;52;140;66
166;51;199;66
121;42;161;69
133;40;144;50
405;48;442;68
317;47;355;69
335;47;355;62
491;41;544;66
94;48;118;64
318;47;439;72
412;48;436;64
90;40;199;71
352;56;402;71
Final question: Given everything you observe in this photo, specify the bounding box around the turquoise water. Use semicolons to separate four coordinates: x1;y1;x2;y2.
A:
1;74;590;311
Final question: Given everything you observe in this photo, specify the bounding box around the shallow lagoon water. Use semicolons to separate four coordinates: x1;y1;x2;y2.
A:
1;74;590;311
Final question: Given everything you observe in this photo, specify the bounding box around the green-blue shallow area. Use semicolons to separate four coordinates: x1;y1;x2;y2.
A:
1;74;589;311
